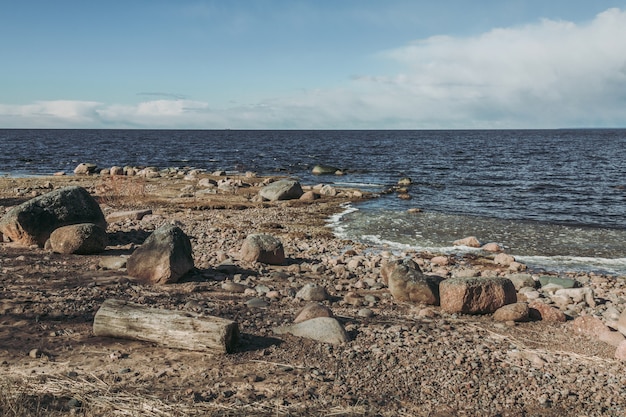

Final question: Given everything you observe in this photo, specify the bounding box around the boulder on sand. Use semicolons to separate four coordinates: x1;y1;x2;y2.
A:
440;277;517;314
386;258;443;305
127;225;194;284
0;186;107;247
258;180;303;201
240;234;285;265
48;223;108;254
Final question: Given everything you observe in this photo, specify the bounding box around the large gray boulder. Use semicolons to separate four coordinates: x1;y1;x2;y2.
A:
127;225;194;284
48;223;107;254
0;186;106;247
259;180;303;201
240;234;285;265
440;277;517;314
386;258;443;305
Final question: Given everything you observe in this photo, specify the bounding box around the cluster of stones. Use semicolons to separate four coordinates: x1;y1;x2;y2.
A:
4;176;626;360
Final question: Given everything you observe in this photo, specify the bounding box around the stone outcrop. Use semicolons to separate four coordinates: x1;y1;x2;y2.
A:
48;223;107;254
0;186;106;247
440;277;516;314
258;180;303;201
240;234;285;265
126;225;194;284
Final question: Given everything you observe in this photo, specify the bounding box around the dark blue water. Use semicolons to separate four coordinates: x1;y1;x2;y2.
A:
1;129;625;274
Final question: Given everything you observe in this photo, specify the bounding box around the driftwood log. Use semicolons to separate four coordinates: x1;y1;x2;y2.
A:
93;299;239;353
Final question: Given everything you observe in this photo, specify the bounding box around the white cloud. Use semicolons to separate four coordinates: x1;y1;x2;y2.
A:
1;8;626;128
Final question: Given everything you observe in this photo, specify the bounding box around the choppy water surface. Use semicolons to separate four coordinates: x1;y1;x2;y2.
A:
1;129;625;274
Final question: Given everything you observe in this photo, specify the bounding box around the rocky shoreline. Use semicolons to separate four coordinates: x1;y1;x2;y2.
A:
1;169;625;416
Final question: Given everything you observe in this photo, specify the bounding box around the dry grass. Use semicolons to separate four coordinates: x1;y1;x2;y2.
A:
95;176;148;208
0;374;376;417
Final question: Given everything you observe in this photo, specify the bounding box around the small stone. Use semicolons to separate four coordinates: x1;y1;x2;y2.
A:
99;256;128;270
481;242;503;252
357;308;374;318
222;282;247;293
245;298;268;308
615;340;626;360
452;236;481;248
507;274;535;290
529;301;566;322
344;292;364;306
294;303;333;323
493;302;529;322
430;256;449;266
296;283;328;301
273;317;348;345
494;253;515;266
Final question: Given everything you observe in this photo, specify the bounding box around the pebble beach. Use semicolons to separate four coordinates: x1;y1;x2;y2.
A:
1;168;626;417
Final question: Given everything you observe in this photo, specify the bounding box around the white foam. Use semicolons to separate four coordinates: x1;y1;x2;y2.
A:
516;255;626;275
331;182;386;188
326;203;359;238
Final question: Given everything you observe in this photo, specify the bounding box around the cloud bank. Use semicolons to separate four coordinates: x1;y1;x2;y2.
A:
2;8;626;129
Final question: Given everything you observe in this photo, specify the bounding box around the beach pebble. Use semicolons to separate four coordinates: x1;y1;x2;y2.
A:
273;317;348;345
222;282;247;293
494;253;515;266
296;283;329;301
507;274;535;290
529;301;566;322
98;256;127;270
294;303;333;323
493;302;529;322
481;242;503;252
245;298;268;308
452;236;481;248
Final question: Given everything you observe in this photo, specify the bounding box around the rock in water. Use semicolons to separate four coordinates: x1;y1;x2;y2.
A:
127;225;194;284
258;180;303;201
386;258;442;305
312;165;340;175
273;317;348;345
240;234;285;265
49;223;107;254
0;186;106;247
73;162;98;175
440;277;517;314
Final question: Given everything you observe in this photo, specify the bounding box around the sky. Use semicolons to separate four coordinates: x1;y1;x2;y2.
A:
1;1;626;129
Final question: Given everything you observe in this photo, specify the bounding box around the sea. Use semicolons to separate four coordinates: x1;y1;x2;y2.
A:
1;129;625;276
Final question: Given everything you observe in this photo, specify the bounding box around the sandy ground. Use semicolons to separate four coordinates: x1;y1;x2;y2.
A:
0;173;625;417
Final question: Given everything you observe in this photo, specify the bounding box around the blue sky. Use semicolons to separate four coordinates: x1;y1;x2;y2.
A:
1;1;626;129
